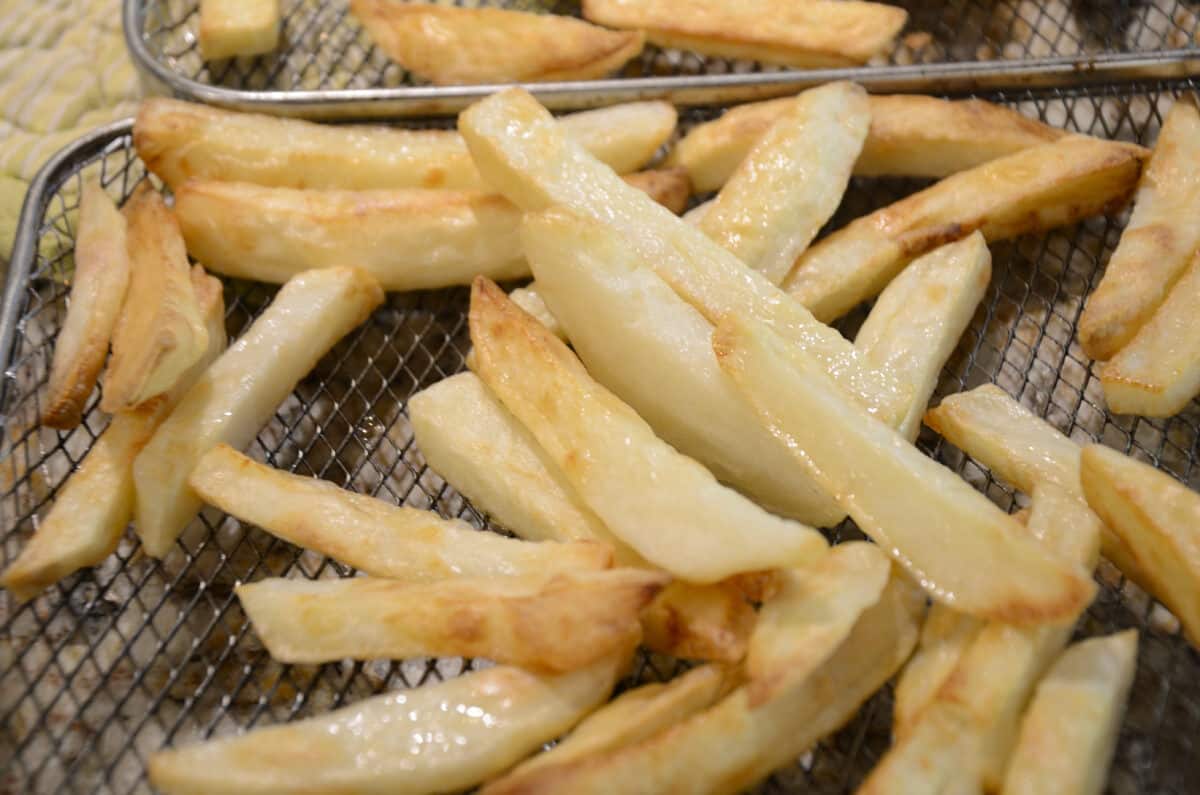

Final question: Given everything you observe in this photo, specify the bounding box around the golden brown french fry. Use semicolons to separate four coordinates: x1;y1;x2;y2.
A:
1079;96;1200;360
892;603;982;740
101;184;209;413
667;94;1067;193
41;180;130;429
458;87;911;429
1080;444;1200;646
132;267;383;558
699;82;868;284
1001;630;1138;795
469;277;827;583
582;0;906;68
784;136;1146;322
148;650;628;795
198;0;279;60
507;285;565;340
640;580;756;663
622;167;691;215
1;268;225;602
190;443;613;581
350;0;643;84
855;232;991;441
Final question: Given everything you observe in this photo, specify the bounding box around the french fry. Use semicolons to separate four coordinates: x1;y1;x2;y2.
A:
1079;96;1200;360
507;286;565;340
622;167;691;215
783;135;1146;322
198;0;279;60
469;277;827;583
1080;444;1200;646
41;180;130;429
640;580;756;663
855;232;991;441
101;184;209;413
712;313;1095;624
458;87;911;428
892;603;982;740
190;444;613;581
132;267;384;558
667;94;1067;193
856;702;984;795
1002;630;1138;795
1;267;225;602
581;0;906;68
135;98;677;191
698;82;870;284
350;0;644;84
523;208;843;525
148;650;628;795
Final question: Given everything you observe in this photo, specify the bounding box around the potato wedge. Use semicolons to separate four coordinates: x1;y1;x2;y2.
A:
458;88;911;428
1002;630;1138;795
784;136;1146;322
640;580;756;663
350;0;643;85
713;313;1095;624
469;277;827;583
699;82;869;284
893;603;982;740
190;443;612;580
1080;444;1200;646
148;651;627;795
41;180;130;429
101;184;209;413
668;94;1067;193
582;0;906;68
507;285;565;340
855;232;992;440
199;0;279;60
132;267;383;557
1079;97;1200;360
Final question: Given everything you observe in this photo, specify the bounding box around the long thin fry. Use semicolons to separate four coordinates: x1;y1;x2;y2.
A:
892;603;982;740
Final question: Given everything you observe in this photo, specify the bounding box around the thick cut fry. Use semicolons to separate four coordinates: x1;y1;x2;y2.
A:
191;444;612;581
1002;630;1138;795
640;580;756;663
469;277;827;583
713;314;1095;624
784;136;1146;322
507;285;565;340
524;208;842;524
148;651;626;795
667;94;1067;193
132;267;383;557
622;167;691;215
42;180;130;429
101;185;209;413
459;88;911;428
1080;444;1200;646
351;0;643;85
855;233;991;441
582;0;906;68
857;702;984;795
1079;97;1200;360
893;603;982;740
199;0;279;60
699;82;868;284
1;269;225;602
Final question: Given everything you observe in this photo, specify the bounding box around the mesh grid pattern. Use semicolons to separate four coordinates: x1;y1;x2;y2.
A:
3;83;1200;794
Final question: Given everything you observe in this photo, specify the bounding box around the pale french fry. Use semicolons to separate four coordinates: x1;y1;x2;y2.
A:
713;313;1095;624
892;603;982;740
784;136;1146;322
667;94;1067;193
1002;630;1138;795
350;0;643;84
523;208;843;525
101;184;209;413
1;268;225;602
699;82;869;284
458;87;911;428
856;702;984;795
640;580;756;663
1080;444;1200;646
136;98;677;191
132;267;384;557
190;444;613;580
148;651;628;795
507;286;565;340
683;199;711;225
582;0;906;68
1079;96;1200;360
198;0;279;60
855;232;991;441
469;277;827;583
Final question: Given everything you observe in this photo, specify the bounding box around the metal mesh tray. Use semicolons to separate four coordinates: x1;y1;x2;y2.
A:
4;83;1200;795
126;0;1200;118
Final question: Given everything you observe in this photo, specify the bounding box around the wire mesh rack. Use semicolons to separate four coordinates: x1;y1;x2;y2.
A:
3;83;1200;795
125;0;1200;118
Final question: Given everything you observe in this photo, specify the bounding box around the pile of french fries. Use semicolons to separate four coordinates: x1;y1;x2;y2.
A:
8;82;1200;794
